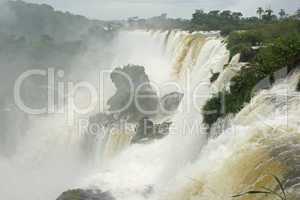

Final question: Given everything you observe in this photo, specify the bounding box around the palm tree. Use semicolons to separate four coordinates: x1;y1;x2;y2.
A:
279;9;286;19
232;12;243;20
257;7;264;19
208;10;220;16
265;8;273;17
220;10;232;19
297;9;300;18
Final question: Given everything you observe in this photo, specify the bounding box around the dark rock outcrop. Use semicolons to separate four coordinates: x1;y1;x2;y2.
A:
86;65;184;144
131;117;172;144
92;65;184;126
160;92;184;114
56;189;115;200
107;65;159;123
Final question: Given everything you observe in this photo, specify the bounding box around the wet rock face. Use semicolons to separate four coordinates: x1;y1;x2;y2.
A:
108;65;159;122
86;65;184;144
89;113;118;127
93;65;184;125
131;118;172;144
56;189;115;200
160;92;184;114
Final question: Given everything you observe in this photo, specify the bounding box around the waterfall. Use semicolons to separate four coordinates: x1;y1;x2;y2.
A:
84;30;300;200
81;30;231;200
1;29;299;200
160;73;300;200
101;128;134;162
0;113;89;199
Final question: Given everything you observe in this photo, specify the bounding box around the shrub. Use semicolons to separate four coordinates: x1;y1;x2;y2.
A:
230;43;256;62
202;93;223;128
227;31;263;61
203;31;300;128
256;33;300;76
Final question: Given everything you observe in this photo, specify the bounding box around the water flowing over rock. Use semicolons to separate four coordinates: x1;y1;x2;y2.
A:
131;118;172;144
87;66;184;147
1;27;299;200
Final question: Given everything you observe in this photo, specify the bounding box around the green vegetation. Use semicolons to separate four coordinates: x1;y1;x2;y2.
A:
125;7;300;130
202;93;223;128
227;19;300;60
203;18;300;129
127;14;189;30
0;0;117;70
0;1;117;128
0;1;118;41
189;7;299;36
130;7;300;37
2;1;300;131
190;9;246;35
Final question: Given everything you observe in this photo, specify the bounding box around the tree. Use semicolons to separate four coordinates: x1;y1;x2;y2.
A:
297;9;300;18
232;12;243;20
279;9;286;19
160;13;167;19
208;10;220;16
265;9;273;17
220;10;232;19
257;7;264;19
195;9;204;14
263;9;274;21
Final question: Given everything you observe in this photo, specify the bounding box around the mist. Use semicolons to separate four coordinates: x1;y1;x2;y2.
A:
0;2;119;198
0;1;299;200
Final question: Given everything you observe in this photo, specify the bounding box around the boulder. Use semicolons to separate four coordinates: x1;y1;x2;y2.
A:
131;117;172;144
56;189;115;200
160;92;184;114
107;65;159;122
86;65;184;144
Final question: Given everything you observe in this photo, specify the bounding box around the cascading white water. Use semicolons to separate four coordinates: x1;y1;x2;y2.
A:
79;30;230;200
1;29;299;200
82;30;300;200
0;114;90;199
159;72;300;200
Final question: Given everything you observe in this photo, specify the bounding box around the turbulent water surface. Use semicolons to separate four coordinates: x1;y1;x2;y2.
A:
0;30;299;200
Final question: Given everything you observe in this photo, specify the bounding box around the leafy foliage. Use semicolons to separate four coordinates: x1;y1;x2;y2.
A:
227;19;300;61
203;28;300;128
127;14;189;30
0;0;117;43
256;33;300;75
189;8;300;36
190;10;245;35
202;93;223;128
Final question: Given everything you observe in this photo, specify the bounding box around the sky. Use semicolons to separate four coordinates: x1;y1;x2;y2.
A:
22;0;299;20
